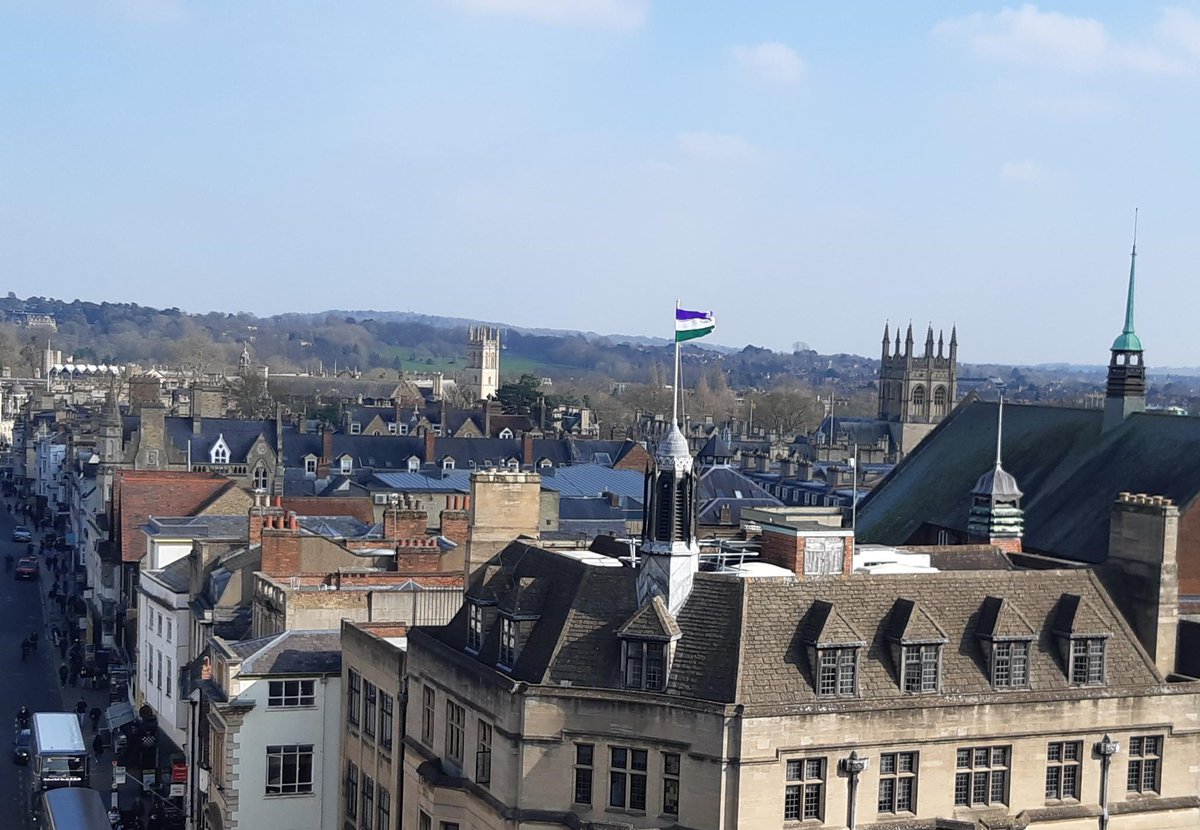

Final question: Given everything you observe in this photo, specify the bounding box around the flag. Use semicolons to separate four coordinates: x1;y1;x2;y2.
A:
675;308;715;342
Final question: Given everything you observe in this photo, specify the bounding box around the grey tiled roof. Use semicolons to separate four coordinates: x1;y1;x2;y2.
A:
238;630;342;676
617;596;680;640
149;556;192;594
423;547;1164;713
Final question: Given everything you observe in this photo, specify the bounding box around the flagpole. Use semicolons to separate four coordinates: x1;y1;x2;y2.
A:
673;300;680;428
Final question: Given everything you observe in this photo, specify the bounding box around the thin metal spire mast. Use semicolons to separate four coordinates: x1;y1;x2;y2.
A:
995;393;1004;469
673;299;681;428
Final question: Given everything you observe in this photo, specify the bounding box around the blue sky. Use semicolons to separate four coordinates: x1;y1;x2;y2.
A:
2;2;1199;366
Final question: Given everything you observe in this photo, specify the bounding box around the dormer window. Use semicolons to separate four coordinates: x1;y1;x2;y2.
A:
816;647;857;698
467;603;483;653
304;455;317;476
902;644;941;693
340;455;353;475
397;424;408;436
498;427;513;439
442;457;455;471
387;423;396;434
407;456;420;473
350;422;362;435
210;435;230;465
498;617;517;669
622;640;667;691
1069;638;1105;685
991;641;1030;689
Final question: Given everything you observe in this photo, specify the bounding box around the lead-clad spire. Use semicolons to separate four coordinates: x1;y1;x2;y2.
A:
1104;211;1147;432
967;396;1024;549
1112;210;1142;353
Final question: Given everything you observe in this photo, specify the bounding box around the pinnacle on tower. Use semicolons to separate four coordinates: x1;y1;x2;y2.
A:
937;329;945;359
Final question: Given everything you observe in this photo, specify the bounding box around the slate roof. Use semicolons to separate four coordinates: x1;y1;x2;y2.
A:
147;556;192;594
142;515;249;541
164;416;278;461
697;465;783;525
539;464;645;500
422;545;1165;714
856;400;1200;581
236;630;343;676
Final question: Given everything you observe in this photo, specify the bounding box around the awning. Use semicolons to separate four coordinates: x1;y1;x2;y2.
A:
106;702;135;730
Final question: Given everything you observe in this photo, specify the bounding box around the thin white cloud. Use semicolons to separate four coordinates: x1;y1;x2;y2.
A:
732;41;806;85
934;4;1190;74
999;160;1046;184
1157;7;1200;57
447;0;648;29
677;131;760;163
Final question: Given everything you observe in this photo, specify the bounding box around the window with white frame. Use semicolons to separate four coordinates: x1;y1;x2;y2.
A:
397;424;408;436
784;758;825;821
350;422;362;435
902;644;940;693
1045;741;1082;801
166;658;172;698
1127;735;1162;794
269;679;315;708
407;456;420;472
442;457;455;471
156;651;162;690
609;747;648;810
955;746;1009;807
499;617;517;668
265;744;314;795
211;438;229;465
878;752;918;814
305;456;317;475
340;455;353;475
253;464;269;491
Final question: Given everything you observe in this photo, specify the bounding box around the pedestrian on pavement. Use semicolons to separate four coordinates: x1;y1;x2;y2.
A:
58;637;67;659
92;732;103;760
59;664;68;686
68;669;77;687
29;631;38;650
89;706;101;732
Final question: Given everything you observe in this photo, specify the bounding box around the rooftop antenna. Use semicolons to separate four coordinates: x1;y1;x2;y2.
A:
995;393;1004;469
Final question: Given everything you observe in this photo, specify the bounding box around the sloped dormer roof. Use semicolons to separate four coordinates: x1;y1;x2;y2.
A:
618;595;681;641
799;600;865;647
977;596;1037;641
885;598;948;644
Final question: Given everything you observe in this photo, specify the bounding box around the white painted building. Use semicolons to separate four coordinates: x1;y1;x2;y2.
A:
137;557;193;753
199;630;343;830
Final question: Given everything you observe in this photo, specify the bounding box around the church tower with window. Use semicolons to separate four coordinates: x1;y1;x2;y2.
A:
877;322;957;424
465;325;501;402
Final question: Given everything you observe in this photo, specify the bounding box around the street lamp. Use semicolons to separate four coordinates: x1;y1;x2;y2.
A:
840;749;870;830
1096;734;1120;830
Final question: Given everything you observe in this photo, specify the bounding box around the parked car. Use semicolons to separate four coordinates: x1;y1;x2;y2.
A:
14;557;38;580
12;728;30;764
10;527;31;543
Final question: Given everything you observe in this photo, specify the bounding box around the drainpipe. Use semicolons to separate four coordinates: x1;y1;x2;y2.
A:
1096;734;1120;830
840;749;869;830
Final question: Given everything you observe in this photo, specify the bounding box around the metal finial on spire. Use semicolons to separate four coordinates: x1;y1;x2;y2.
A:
995;394;1004;468
1112;209;1143;352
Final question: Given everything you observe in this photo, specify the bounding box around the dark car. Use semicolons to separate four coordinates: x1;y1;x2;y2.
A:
10;527;31;543
12;728;30;764
14;557;38;580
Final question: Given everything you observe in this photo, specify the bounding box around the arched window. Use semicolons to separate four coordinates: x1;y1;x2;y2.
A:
498;427;514;439
911;386;926;409
933;386;947;415
210;436;230;465
252;464;269;491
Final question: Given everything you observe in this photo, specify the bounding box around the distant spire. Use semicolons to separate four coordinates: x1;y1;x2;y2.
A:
882;321;890;344
950;324;957;346
1111;209;1143;354
937;329;945;358
995;394;1004;468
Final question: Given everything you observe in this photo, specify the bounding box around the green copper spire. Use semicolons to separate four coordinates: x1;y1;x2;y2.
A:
1112;209;1143;353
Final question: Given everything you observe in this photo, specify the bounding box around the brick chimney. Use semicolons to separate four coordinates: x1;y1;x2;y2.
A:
1102;492;1179;678
424;429;437;464
383;495;428;541
522;433;534;467
260;511;302;575
439;495;470;548
758;522;854;578
317;428;333;479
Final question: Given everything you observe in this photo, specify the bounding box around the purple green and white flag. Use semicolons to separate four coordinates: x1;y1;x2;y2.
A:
675;307;715;342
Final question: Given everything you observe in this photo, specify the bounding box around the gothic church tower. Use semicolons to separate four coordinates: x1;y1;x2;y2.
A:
465;325;501;402
877;322;957;424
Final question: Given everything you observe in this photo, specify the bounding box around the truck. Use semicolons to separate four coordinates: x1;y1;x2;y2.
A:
29;713;89;793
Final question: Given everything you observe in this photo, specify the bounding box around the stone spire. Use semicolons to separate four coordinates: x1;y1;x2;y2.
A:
967;397;1024;552
1103;212;1146;432
638;424;700;615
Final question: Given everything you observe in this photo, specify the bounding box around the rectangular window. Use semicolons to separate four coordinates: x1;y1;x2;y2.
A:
305;457;317;475
467;603;483;652
623;641;667;691
166;619;172;643
574;744;594;805
878;751;917;814
146;645;153;681
363;681;378;739
476;720;492;786
992;641;1030;688
1045;741;1082;801
418;811;431;830
265;744;314;795
348;670;362;726
817;647;857;697
499;617;517;668
360;775;374;830
784;758;825;821
156;651;162;690
439;824;459;830
379;692;394;751
157;613;163;636
608;747;648;810
445;700;465;765
166;658;173;698
902;644;940;693
1127;735;1162;794
663;752;680;816
421;686;435;745
1070;638;1106;685
377;787;390;830
954;746;1009;807
269;679;316;708
344;762;358;822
